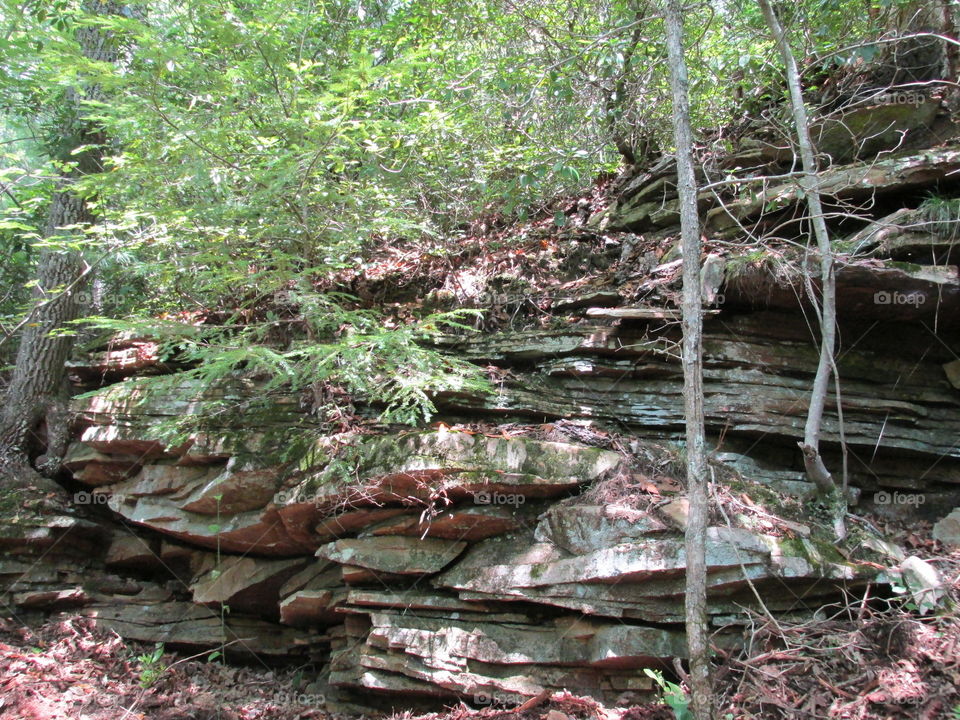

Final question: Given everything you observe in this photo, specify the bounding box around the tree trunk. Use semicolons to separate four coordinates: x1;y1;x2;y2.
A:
0;199;88;463
757;0;845;537
0;2;124;484
941;0;959;81
663;1;712;717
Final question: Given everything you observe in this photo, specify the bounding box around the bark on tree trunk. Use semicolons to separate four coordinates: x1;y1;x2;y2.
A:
0;2;124;485
0;197;88;464
663;1;713;717
758;0;845;538
941;0;959;81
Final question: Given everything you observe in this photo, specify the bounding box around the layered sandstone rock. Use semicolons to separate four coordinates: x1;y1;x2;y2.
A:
7;106;957;711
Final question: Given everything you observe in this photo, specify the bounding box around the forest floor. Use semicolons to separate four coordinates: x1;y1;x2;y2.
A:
1;515;956;720
0;615;330;720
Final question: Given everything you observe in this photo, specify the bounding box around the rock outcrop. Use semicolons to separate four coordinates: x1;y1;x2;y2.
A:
26;402;901;708
5;99;958;712
0;500;327;662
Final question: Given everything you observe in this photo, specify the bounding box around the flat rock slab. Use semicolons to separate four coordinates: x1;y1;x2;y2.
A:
92;430;621;558
62;443;142;486
726;258;959;323
191;556;307;615
328;611;682;704
179;460;281;515
279;561;340;596
105;534;163;570
368;505;522;542
342;589;494;613
279;589;347;626
14;587;89;609
108;494;316;555
67;340;163;380
83;601;326;658
316;508;411;542
318;536;468;576
362;612;687;666
71;377;305;462
435;525;877;621
533;503;669;554
0;515;106;552
438;527;772;592
298;431;621;509
438;317;960;465
706;148;960;231
585;307;720;320
811;98;940;164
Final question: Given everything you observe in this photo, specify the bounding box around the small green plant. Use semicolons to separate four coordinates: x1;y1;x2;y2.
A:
888;576;919;613
918;195;960;240
137;642;166;688
644;668;692;720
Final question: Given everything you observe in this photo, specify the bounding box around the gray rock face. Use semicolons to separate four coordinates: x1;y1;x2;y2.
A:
191;556;307;615
434;514;870;623
82;601;327;659
328;611;678;704
29;133;958;711
48;367;928;709
933;508;960;548
64;415;621;555
705;147;960;233
434;311;960;495
317;536;468;576
0;417;904;713
533;503;668;554
811;98;940;164
105;534;163;570
296;430;623;509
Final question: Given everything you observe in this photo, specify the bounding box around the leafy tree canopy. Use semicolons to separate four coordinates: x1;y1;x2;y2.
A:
0;0;919;428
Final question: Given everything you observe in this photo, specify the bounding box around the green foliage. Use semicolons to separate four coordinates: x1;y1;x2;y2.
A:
0;0;893;420
77;302;490;437
136;642;166;688
0;124;51;361
918;195;960;240
644;668;692;720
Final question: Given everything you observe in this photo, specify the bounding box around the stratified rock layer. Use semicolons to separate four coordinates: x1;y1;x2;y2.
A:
9;110;959;711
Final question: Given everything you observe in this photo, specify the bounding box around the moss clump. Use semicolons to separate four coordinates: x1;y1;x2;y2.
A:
777;534;847;566
885;260;924;272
